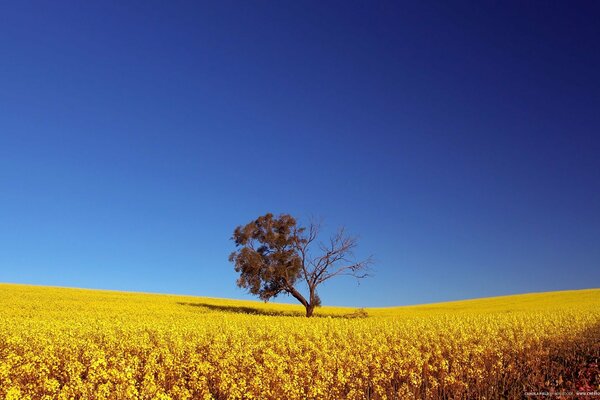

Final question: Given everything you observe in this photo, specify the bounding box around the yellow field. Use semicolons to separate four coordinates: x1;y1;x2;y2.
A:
0;283;598;399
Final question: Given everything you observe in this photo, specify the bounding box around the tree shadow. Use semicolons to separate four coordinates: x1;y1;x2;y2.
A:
177;302;303;317
177;302;369;319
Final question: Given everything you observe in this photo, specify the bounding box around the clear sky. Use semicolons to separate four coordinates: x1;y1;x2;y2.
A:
1;1;599;307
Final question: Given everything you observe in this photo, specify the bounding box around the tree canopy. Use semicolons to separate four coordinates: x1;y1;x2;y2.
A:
229;213;372;317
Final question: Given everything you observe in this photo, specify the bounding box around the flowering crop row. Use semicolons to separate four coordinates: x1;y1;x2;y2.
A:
0;284;598;399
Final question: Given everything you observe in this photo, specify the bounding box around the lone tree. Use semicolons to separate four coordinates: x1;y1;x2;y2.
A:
229;213;373;317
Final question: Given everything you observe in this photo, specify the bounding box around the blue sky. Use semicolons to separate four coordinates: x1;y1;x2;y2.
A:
1;1;599;307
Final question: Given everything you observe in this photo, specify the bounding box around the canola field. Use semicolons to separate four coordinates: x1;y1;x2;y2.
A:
0;283;598;399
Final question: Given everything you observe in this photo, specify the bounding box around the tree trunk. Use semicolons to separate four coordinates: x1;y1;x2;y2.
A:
287;285;316;317
305;303;315;317
305;286;319;317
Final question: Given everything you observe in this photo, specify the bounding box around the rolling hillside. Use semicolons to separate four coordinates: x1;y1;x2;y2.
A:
0;283;598;399
2;282;598;318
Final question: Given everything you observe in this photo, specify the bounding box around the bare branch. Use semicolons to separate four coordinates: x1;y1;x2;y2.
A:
307;226;373;287
316;255;374;284
294;219;319;284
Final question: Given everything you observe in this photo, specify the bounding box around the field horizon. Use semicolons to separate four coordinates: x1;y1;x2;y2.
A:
2;281;598;313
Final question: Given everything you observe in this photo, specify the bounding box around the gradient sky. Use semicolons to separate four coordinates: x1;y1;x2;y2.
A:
1;1;599;307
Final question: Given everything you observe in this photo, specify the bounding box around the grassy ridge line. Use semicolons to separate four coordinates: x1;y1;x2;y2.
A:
1;282;598;318
368;287;600;316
